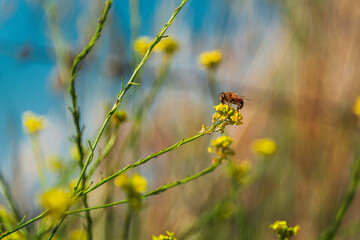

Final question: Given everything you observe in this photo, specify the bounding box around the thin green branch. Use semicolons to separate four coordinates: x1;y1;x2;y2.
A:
0;172;22;223
87;124;120;178
67;1;113;239
320;153;360;240
127;57;171;148
79;125;215;196
30;135;46;188
67;162;220;215
0;210;49;240
47;214;67;240
122;206;133;240
73;0;190;195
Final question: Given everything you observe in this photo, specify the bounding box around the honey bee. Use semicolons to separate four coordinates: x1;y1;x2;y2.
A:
219;92;245;110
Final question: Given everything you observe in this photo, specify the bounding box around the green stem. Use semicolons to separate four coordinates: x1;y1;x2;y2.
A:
0;210;49;240
87;124;120;178
79;126;213;196
67;162;220;215
320;153;360;240
30;135;46;188
0;172;22;223
122;206;133;240
73;0;189;196
207;69;219;105
129;57;171;146
47;214;67;240
67;1;113;239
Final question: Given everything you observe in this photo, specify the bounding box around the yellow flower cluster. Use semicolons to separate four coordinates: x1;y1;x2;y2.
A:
115;174;147;193
152;231;177;240
115;174;148;210
269;221;300;240
133;36;153;56
112;110;128;125
40;188;73;218
251;138;276;157
133;36;179;58
212;104;243;132
227;160;252;184
155;37;179;56
353;96;360;117
198;50;222;70
22;111;46;134
208;135;235;163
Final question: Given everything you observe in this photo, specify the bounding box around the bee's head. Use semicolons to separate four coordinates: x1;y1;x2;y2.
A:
219;92;226;103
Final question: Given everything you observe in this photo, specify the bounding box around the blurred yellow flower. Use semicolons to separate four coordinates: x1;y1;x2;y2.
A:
114;174;129;189
198;50;222;70
47;155;63;172
111;110;128;125
269;220;300;240
353;96;360;117
133;36;153;55
68;229;87;240
227;160;252;184
22;111;46;134
155;37;179;56
114;173;147;210
152;231;177;240
114;174;147;194
269;220;287;231
251;138;276;157
40;188;73;217
209;135;235;163
131;174;148;193
70;146;81;161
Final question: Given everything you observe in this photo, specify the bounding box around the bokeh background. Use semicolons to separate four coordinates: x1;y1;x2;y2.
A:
1;0;360;239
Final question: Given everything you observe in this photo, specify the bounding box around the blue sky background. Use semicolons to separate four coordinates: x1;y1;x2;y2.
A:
0;0;277;169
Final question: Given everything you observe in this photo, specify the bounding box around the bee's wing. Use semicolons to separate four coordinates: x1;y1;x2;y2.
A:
239;95;251;101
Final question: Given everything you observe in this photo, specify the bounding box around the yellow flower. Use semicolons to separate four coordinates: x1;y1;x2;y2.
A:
40;188;73;218
114;174;129;189
152;231;177;240
70;146;81;161
112;110;128;125
22;111;46;134
227;160;252;184
114;174;147;194
209;135;235;163
198;50;222;70
269;221;300;240
251;138;276;157
114;174;147;210
353;96;360;117
212;104;243;132
155;37;179;56
133;36;153;56
269;220;287;231
131;174;147;193
68;229;87;240
47;155;63;172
